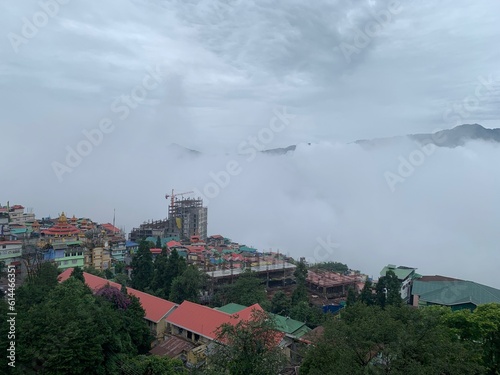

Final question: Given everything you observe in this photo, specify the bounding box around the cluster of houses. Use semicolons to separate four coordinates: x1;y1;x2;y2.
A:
58;268;313;368
0;204;136;281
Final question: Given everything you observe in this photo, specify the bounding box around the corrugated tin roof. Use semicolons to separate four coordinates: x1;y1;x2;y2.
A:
149;335;195;358
412;279;500;306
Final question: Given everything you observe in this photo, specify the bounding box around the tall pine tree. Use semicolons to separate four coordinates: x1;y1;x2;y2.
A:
130;240;154;291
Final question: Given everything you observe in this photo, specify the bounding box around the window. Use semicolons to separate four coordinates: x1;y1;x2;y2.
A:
72;260;77;264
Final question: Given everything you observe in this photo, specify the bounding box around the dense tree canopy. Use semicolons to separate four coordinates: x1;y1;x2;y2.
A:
2;265;179;375
206;309;287;375
169;265;206;304
301;303;485;375
213;270;270;310
130;240;154;291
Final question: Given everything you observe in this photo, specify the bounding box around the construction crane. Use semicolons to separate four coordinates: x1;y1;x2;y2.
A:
165;189;194;209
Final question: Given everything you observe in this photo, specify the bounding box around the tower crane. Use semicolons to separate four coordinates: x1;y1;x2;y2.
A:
165;189;194;210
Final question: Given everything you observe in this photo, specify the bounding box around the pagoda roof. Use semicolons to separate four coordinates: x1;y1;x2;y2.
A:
41;212;81;236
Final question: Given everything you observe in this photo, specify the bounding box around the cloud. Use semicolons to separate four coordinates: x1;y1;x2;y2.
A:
1;1;500;288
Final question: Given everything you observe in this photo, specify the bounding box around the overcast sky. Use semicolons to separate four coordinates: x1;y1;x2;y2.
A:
2;1;500;287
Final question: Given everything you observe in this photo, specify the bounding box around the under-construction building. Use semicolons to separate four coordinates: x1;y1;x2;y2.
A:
306;270;363;300
129;219;169;243
166;197;207;241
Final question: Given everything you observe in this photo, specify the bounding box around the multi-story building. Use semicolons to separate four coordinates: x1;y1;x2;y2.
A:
129;219;169;243
110;241;127;263
5;204;35;225
0;240;22;274
166;197;207;241
44;241;86;270
85;246;111;271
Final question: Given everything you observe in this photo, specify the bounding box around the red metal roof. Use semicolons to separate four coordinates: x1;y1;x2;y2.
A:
58;268;177;323
0;240;22;245
166;301;232;340
150;248;162;254
101;223;120;233
185;245;205;253
166;301;269;341
167;240;182;248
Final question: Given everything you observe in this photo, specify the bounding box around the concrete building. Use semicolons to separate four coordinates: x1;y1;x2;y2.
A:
306;270;362;300
6;204;35;225
85;246;112;271
110;241;127;263
166;197;208;241
0;240;22;274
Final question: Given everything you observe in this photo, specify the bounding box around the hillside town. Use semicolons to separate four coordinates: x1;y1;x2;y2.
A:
2;194;500;374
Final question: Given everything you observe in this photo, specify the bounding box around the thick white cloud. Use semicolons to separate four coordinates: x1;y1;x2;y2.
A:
1;1;500;287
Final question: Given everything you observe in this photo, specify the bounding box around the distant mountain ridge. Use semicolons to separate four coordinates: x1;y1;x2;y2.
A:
168;124;500;156
355;124;500;148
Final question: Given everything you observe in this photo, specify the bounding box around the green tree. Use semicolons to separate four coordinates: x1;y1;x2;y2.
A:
121;355;186;374
206;309;287;375
289;301;325;328
17;261;59;309
115;261;126;274
346;286;357;307
311;261;348;273
17;277;110;374
301;303;483;375
271;291;291;315
155;236;162;249
71;266;85;282
115;272;129;287
151;248;170;298
292;260;308;305
104;268;113;279
130;240;154;291
169;265;205;304
83;265;106;278
360;279;375;306
445;303;500;374
375;270;402;308
226;271;270;309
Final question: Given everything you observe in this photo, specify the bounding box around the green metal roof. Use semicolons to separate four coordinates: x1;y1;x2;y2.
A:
412;280;500;307
217;303;247;314
271;314;311;337
239;245;257;253
380;265;416;280
217;303;311;338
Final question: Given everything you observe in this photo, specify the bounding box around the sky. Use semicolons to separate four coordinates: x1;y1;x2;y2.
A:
1;1;500;287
